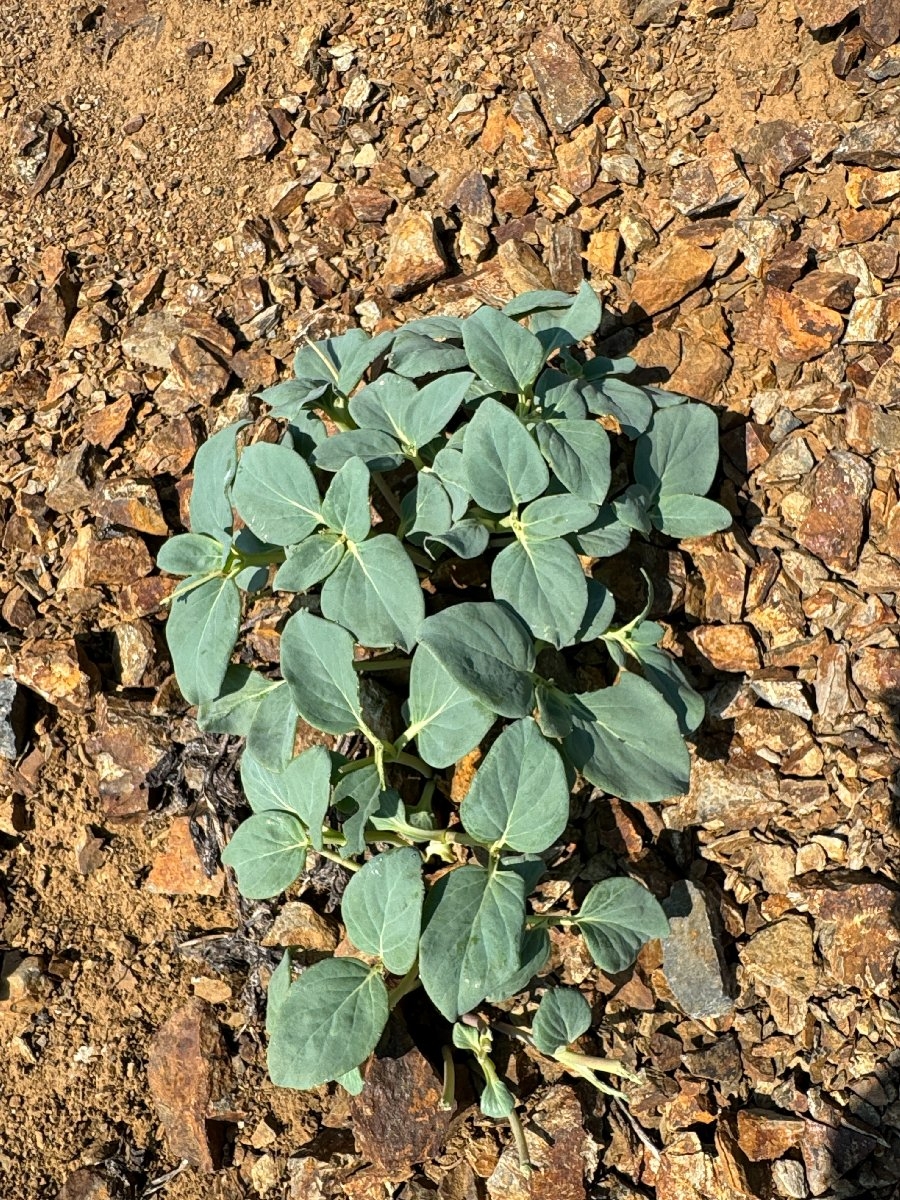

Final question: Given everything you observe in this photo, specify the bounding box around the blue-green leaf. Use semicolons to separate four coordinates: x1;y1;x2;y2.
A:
404;646;494;769
320;535;424;652
634;403;720;499
562;674;690;802
189;421;248;541
221;811;308;899
531;987;592;1054
491;537;588;648
232;442;323;546
311;429;405;473
460;718;568;853
418;602;535;718
349;372;474;453
419;864;526;1020
535;419;611;504
166;575;241;705
463;306;546;394
273;532;346;592
574;877;669;973
583;377;653;437
571;507;632;558
280;611;363;734
157;533;226;577
653;494;731;538
241;745;332;850
389;332;470;378
246;683;300;771
463;398;549;513
267;958;389;1089
341;848;424;974
321;457;372;542
517;495;598;540
197;667;280;736
424;520;489;560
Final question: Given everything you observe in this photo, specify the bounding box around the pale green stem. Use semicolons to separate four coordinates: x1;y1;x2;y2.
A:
440;1046;456;1111
508;1109;533;1176
315;847;360;872
387;961;420;1010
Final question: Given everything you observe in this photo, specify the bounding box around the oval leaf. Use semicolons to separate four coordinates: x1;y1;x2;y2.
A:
463;398;549;513
267;958;389;1090
280;611;363;734
166;575;241;705
491;537;588;649
574;877;669;973
341;848;424;974
320;534;425;652
404;646;494;769
460;718;568;853
232;442;323;546
531;987;591;1055
157;533;226;577
462;306;545;394
221;811;308;899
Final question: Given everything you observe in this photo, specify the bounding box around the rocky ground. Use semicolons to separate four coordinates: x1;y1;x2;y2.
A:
3;0;900;1197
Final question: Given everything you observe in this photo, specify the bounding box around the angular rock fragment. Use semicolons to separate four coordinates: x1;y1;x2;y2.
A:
630;243;715;316
793;0;859;31
661;881;733;1019
800;876;900;993
834;117;900;169
506;92;554;169
0;679;27;760
146;816;224;897
740;916;819;1000
486;1086;596;1200
262;901;340;952
556;125;602;197
740;288;843;364
147;998;237;1172
526;25;606;133
382;210;447;299
689;624;760;672
96;478;167;535
671;149;748;216
795;451;871;572
860;0;900;48
735;1110;804;1162
13;638;95;711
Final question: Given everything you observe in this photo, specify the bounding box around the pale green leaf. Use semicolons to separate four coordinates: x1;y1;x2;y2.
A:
267;958;389;1089
653;494;731;538
189;421;248;540
241;745;332;850
480;1075;515;1119
491;537;587;649
518;495;598;540
196;666;279;735
247;683;300;771
462;306;545;393
273;532;346;593
221;811;308;899
575;877;669;973
535;419;611;504
232;442;323;546
460;718;568;853
635;403;720;499
322;457;372;542
311;429;404;473
341;848;424;974
157;533;226;577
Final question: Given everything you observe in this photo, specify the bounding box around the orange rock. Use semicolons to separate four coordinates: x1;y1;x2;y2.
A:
146;817;224;898
689;624;760;672
630;242;715;317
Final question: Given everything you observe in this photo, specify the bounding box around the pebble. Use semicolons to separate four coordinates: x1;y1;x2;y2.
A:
381;209;448;299
661;881;733;1019
689;623;761;672
145;816;224;897
795;451;871;572
630;241;715;316
670;148;748;216
0;679;27;760
739;916;819;1000
526;24;606;134
262;901;340;951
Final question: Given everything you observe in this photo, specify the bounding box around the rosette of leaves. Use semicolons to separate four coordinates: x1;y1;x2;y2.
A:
157;283;729;1100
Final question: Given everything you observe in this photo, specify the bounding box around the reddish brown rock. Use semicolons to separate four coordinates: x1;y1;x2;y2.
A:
801;876;900;993
133;415;198;476
506;91;553;169
851;647;900;702
630;243;715;317
82;395;132;449
671;149;748;215
13;638;96;711
262;901;340;952
347;186;394;224
834;116;900;169
666;338;730;402
795;452;871;572
746;288;843;363
497;239;553;293
382;210;448;299
146;816;224;897
792;270;857;311
45;443;94;513
735;1110;804;1162
236;104;277;159
839;206;890;244
861;0;900;47
689;624;760;672
96;479;167;536
740;916;819;1000
793;0;858;31
486;1086;595;1200
85;696;172;819
147;998;238;1172
350;1021;451;1177
526;25;605;133
745;120;814;185
59;1167;123;1200
555;125;603;198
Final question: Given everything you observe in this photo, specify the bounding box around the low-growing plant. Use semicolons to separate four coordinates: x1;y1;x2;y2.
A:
158;283;730;1159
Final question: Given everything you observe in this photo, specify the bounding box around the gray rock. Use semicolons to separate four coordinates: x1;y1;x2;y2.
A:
661;881;733;1019
526;24;606;133
0;679;26;760
834;116;900;169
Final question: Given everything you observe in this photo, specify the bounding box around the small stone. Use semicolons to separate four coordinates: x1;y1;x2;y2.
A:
506;92;553;169
792;270;857;312
802;877;900;993
72;529;153;588
147;998;237;1172
795;451;871;572
555;125;602;197
236;105;277;159
96;478;167;535
157;336;230;412
548;222;584;292
735;1110;804;1162
749;674;813;719
666;338;730;402
262;901;339;952
586;228;620;275
45;442;94;512
497;239;553;293
851;647;900;702
600;152;641;186
526;24;605;133
793;0;858;31
671;149;748;216
770;1160;807;1199
381;209;447;300
75;828;106;876
834;116;900;169
59;1167;123;1200
486;1086;597;1200
844;294;900;343
347;185;393;223
801;1115;878;1196
661;881;733;1019
630;242;715;317
146;816;224;897
839;206;890;244
122;311;184;369
447;170;493;226
85;696;171;819
633;0;683;26
133;415;198;476
14;638;95;711
740;916;819;1000
0;679;27;760
82;395;132;449
266;178;305;219
689;624;760;672
350;1020;451;1177
745;121;815;185
860;0;900;47
744;288;843;364
64;307;107;350
250;1155;281;1195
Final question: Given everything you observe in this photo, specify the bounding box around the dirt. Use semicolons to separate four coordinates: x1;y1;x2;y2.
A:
3;0;900;1197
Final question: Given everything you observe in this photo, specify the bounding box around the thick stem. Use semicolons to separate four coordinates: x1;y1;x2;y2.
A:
389;750;433;777
388;962;420;1010
314;847;360;872
508;1108;533;1177
440;1046;456;1111
525;911;575;928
